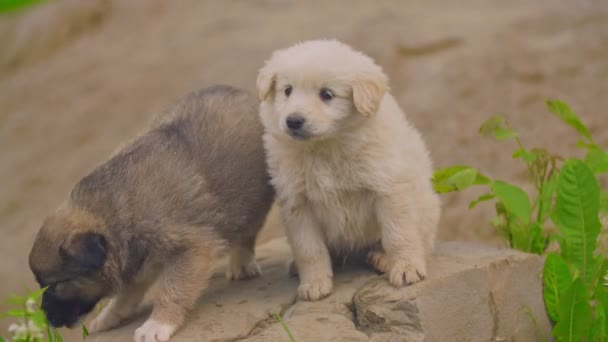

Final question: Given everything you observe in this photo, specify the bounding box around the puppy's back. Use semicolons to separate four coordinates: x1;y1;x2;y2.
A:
157;85;274;237
73;86;273;242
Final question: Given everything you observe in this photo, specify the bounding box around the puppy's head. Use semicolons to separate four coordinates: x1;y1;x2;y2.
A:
29;204;112;328
257;39;389;141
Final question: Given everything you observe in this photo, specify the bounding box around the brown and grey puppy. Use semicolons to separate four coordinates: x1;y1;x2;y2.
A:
28;86;274;342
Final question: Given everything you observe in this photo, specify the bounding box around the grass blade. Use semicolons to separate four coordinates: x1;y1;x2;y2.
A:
274;313;295;342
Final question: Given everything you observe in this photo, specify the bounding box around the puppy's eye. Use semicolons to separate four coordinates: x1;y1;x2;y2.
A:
284;86;293;97
319;88;334;101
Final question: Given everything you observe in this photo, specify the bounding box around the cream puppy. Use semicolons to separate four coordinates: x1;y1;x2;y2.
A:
256;39;440;301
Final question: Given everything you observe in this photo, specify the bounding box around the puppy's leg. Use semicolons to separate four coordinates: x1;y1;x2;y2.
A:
89;281;152;333
134;236;219;342
376;189;431;287
226;237;261;280
284;205;333;301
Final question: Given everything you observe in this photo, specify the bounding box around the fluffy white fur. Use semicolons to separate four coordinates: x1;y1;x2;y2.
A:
257;40;441;301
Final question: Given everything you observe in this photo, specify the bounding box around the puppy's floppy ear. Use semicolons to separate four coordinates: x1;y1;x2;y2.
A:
256;64;276;101
352;73;389;117
59;232;107;272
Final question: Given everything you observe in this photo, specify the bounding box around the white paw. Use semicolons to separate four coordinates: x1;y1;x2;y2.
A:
226;259;261;280
388;258;426;287
133;319;176;342
297;275;333;301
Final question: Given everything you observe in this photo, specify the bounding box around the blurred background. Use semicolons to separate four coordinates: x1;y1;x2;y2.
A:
1;0;607;337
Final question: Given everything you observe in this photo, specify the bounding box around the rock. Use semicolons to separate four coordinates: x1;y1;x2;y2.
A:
89;239;551;342
353;242;551;342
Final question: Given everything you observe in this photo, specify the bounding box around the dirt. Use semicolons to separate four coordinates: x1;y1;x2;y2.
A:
1;0;607;338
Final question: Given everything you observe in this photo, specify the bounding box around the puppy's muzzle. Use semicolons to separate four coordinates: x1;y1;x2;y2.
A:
286;114;305;130
41;291;98;328
285;114;310;139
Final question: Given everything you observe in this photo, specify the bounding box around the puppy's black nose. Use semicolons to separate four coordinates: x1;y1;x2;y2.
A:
286;114;305;130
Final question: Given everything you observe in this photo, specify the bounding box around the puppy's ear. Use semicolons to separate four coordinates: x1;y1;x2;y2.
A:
352;73;389;117
256;64;276;101
60;232;107;272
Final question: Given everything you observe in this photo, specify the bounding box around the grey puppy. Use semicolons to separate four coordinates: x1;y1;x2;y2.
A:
28;86;274;342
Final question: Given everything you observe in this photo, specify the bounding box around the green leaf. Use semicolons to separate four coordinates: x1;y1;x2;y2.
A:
28;310;47;327
54;330;63;342
552;277;591;342
432;166;490;193
46;324;53;342
6;294;26;306
28;286;47;302
589;303;607;342
585;147;608;174
493;127;518;140
2;309;26;317
546;100;592;142
479;116;505;137
543;253;573;322
491;181;531;223
590;257;608;304
513;148;537;163
0;335;4;342
529;222;547;254
508;218;530;251
82;324;89;338
469;193;495;209
538;171;559;223
576;139;595;149
479;115;518;141
601;192;608;215
551;159;601;285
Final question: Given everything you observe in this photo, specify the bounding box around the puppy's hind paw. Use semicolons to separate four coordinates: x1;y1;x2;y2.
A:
134;319;176;342
297;275;333;301
366;249;389;274
388;259;426;287
226;260;261;281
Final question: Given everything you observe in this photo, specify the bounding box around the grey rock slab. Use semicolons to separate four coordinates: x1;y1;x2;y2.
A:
90;238;299;342
90;239;552;342
353;242;552;342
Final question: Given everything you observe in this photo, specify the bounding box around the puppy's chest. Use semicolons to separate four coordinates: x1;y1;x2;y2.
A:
274;153;379;242
278;153;366;201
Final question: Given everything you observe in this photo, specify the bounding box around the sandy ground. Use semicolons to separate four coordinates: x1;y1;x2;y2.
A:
1;0;608;338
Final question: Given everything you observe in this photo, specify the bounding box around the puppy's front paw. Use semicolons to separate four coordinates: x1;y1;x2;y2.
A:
297;275;333;301
134;319;176;342
388;258;426;287
226;259;261;280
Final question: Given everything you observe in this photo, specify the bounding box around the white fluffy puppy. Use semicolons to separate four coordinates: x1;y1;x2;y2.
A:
257;40;440;301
